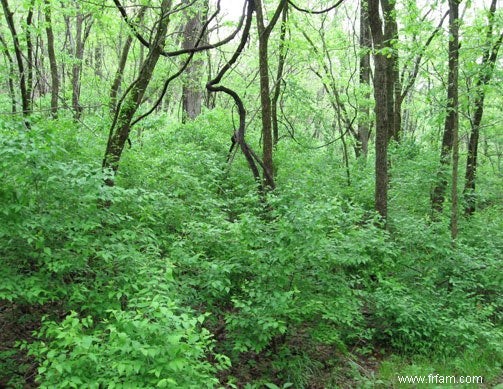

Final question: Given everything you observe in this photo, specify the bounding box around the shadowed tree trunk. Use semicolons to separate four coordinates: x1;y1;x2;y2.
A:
464;0;502;215
255;0;287;190
357;0;371;158
0;33;17;113
1;0;31;123
25;0;34;109
382;0;399;143
70;4;93;121
103;0;172;185
206;0;266;195
109;6;146;113
94;44;103;79
431;0;460;216
44;0;59;118
272;5;288;146
368;0;390;223
72;9;93;120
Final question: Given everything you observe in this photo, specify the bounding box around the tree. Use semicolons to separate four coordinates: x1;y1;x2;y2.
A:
255;0;288;190
271;4;288;146
431;0;461;220
463;0;502;215
357;0;371;158
71;4;93;120
103;0;173;183
368;0;391;222
382;0;400;143
109;6;147;114
0;32;17;113
1;0;31;124
24;0;34;110
206;0;265;192
44;0;59;118
181;1;207;122
103;0;245;185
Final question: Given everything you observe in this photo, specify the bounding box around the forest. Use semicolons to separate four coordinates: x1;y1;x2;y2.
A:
0;0;502;387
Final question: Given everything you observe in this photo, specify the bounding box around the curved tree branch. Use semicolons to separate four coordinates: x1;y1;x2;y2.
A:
206;0;273;190
113;0;246;57
288;0;345;15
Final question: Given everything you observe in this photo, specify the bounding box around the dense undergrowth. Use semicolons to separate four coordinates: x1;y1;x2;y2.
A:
1;110;502;388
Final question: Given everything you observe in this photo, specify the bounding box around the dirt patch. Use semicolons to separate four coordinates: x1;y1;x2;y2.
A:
0;301;42;388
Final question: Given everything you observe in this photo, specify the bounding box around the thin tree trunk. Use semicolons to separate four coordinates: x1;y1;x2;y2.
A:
464;0;501;215
44;0;59;118
256;0;274;189
255;0;287;190
103;0;172;185
1;0;31;122
94;44;103;79
72;11;84;119
71;9;93;120
272;5;288;146
25;0;34;108
357;0;371;158
382;0;399;143
431;0;460;215
110;7;146;114
206;0;264;195
0;33;17;113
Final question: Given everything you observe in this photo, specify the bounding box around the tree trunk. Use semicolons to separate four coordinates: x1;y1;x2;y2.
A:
255;0;287;190
382;0;400;143
109;7;146;114
71;8;93;120
72;11;84;120
272;5;288;146
181;2;206;122
1;0;31;122
103;0;172;184
0;33;17;113
44;0;59;118
431;0;460;215
25;0;34;109
464;0;501;215
357;0;371;158
94;44;103;79
368;0;390;223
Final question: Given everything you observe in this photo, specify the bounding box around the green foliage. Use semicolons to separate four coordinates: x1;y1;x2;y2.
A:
1;102;501;387
31;296;226;388
0;119;228;387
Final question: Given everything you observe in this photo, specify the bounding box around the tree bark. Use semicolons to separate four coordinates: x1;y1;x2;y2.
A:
103;0;172;184
181;2;206;122
431;0;460;215
44;0;59;118
357;0;371;158
72;11;83;119
25;0;34;109
464;0;502;215
206;0;265;194
0;33;17;113
368;0;390;223
272;5;288;146
109;7;146;114
1;0;31;122
255;0;287;190
71;6;93;120
382;0;400;143
450;0;460;239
